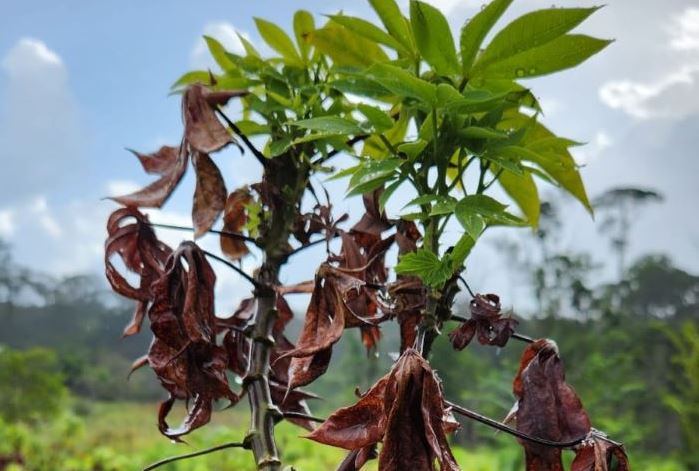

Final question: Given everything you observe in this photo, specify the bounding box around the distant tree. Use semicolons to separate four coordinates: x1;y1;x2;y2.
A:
593;187;663;279
0;346;67;423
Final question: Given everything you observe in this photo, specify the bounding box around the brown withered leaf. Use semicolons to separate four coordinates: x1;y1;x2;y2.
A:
449;294;518;350
281;264;364;390
147;241;239;439
192;151;227;238
182;83;246;154
111;146;188;208
350;189;392;249
220;187;252;261
571;432;630;471
388;220;426;352
512;339;591;471
336;446;378;471
308;349;460;471
104;207;172;336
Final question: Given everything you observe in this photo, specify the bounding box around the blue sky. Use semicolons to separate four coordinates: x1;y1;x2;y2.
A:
1;0;698;313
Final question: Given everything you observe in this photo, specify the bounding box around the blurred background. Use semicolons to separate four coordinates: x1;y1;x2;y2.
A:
0;0;698;470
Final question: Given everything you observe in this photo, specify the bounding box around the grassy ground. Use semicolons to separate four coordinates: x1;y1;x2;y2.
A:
0;402;687;470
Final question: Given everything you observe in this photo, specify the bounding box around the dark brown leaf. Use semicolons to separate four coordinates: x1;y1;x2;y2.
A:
308;349;460;471
110;146;188;208
513;339;591;471
571;433;630;471
147;241;239;439
182;84;244;153
192;151;227;238
220;187;252;261
104;207;172;336
448;294;518;350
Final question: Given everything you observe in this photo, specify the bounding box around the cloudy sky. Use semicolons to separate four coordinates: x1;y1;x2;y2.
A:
1;0;698;312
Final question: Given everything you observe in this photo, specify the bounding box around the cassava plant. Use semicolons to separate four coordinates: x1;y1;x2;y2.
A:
104;1;631;470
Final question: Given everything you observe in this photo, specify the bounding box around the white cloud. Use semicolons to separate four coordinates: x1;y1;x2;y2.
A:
30;196;62;239
572;130;613;166
670;7;699;51
190;22;248;69
599;64;699;119
0;210;15;238
0;38;84;204
106;180;140;197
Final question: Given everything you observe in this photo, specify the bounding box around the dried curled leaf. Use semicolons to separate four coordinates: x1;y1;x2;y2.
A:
449;294;518;350
110;146;188;208
572;432;630;471
104;207;172;336
182;83;246;154
308;349;460;471
512;339;591;470
220;187;252;261
148;241;239;439
192;151;227;238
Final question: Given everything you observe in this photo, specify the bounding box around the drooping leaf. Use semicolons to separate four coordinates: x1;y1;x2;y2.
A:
512;339;592;470
104;207;172;337
220;187;252;261
110;146;188;208
183;84;247;153
571;432;630;471
449;294;517;349
497;168;540;227
204;35;237;71
308;349;460;471
410;0;459;75
192;152;227;238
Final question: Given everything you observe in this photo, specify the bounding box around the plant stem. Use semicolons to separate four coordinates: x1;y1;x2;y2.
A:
143;442;246;471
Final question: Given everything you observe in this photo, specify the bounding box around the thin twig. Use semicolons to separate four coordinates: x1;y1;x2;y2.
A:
282;411;326;423
445;400;587;448
457;275;476;298
215;109;267;165
143;441;246;471
511;332;535;343
147;222;258;244
483;167;505;191
203;250;260;288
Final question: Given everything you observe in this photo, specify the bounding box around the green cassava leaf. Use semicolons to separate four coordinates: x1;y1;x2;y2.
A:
293;10;316;61
474;34;612;79
475;6;602;68
497;168;540;226
368;0;415;53
410;0;459;75
328;14;405;52
291;116;364;134
451;234;475;269
311;22;389;67
378;177;406;211
460;0;514;74
254;17;302;64
204;36;238;71
357;104;394;132
395;248;453;288
366;63;437;105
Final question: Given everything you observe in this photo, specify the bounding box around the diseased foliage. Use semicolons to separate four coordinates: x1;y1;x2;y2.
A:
103;1;631;470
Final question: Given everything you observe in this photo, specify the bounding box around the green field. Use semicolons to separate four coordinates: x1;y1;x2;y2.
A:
0;402;687;471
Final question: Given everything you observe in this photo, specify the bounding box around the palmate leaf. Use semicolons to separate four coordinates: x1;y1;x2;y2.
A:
328;14;406;53
410;0;459;75
254;17;302;65
460;0;514;74
395;248;453;288
475;6;603;69
310;22;389;68
497;167;540;227
367;0;415;53
474;34;612;80
203;35;238;71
